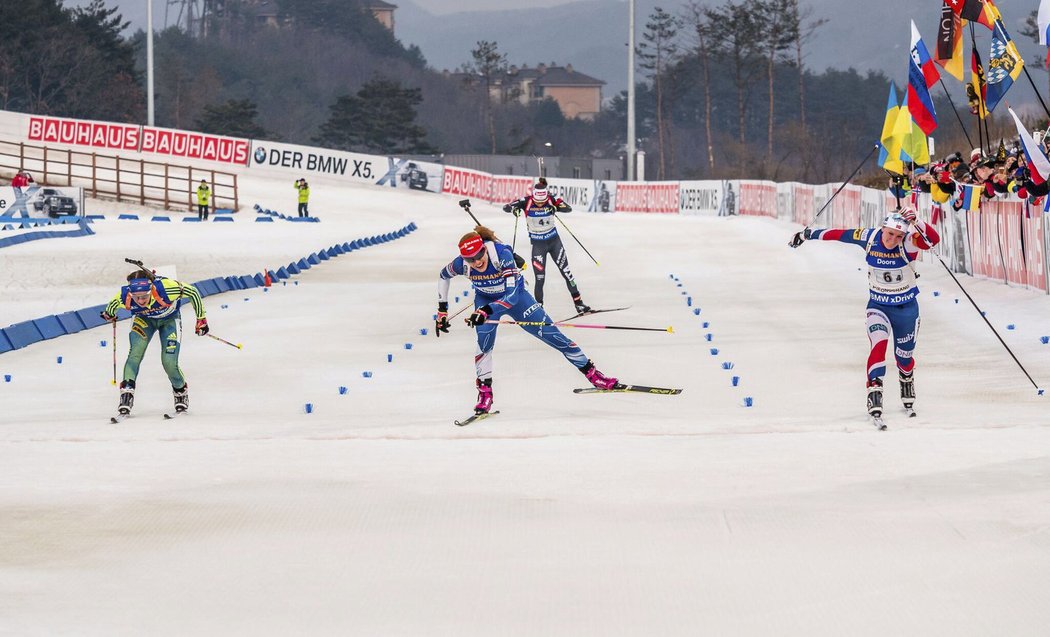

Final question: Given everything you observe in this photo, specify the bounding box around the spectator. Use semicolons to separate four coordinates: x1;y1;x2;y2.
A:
9;169;35;218
196;179;211;221
296;178;310;217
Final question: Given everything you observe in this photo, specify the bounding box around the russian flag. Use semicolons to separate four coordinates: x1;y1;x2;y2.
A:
908;20;940;135
1008;107;1050;186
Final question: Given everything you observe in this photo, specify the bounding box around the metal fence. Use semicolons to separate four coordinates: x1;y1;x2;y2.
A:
0;140;238;211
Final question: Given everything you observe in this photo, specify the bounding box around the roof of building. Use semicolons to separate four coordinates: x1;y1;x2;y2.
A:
508;64;605;87
366;0;398;9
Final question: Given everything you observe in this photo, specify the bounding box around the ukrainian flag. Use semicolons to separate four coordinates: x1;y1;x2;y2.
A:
878;83;905;175
959;183;982;211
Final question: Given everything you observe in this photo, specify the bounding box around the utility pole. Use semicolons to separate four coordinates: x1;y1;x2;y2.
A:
147;0;155;126
626;0;636;181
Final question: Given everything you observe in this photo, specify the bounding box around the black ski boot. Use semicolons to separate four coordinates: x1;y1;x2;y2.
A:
867;378;886;430
173;384;189;413
118;380;136;415
866;378;884;415
572;294;591;314
899;370;915;417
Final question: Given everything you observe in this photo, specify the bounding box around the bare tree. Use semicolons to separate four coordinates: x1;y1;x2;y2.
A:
470;40;508;153
685;1;716;171
791;1;827;136
637;6;682;179
704;0;763;148
758;0;798;158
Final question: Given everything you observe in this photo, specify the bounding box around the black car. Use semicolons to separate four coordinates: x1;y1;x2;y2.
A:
400;163;429;191
32;188;78;217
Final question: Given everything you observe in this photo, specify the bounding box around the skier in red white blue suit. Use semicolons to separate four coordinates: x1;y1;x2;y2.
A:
790;207;940;421
436;226;618;415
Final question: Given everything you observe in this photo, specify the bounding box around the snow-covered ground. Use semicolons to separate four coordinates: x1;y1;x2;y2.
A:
2;172;1050;636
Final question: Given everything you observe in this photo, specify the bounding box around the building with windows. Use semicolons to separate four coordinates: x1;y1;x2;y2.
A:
447;62;605;121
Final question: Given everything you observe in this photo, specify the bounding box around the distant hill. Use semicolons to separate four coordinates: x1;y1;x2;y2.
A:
398;0;1046;110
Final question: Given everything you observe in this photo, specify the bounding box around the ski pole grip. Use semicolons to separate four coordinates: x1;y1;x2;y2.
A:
458;199;471;209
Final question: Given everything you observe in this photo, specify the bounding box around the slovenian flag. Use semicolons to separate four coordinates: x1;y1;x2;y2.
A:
909;21;940;135
1008;107;1050;185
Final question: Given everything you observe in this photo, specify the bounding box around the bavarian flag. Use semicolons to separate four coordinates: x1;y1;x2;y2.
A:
984;14;1024;114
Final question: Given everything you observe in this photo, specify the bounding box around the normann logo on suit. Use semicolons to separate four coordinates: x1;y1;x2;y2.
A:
253;146;374;179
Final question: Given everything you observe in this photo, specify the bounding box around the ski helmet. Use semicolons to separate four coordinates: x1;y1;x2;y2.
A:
532;185;549;203
458;234;485;259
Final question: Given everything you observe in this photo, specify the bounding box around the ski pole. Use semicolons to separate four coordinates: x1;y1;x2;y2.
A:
511;210;520;253
111;319;117;385
206;333;243;349
458;199;482;225
492;319;672;333
552;213;600;266
909;222;1043;394
797;143;878;238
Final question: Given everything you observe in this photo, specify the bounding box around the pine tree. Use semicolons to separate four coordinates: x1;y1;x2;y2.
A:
195;99;270;138
314;76;436;154
637;7;682;179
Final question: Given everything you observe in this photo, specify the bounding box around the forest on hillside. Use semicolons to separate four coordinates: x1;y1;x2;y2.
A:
3;0;1040;183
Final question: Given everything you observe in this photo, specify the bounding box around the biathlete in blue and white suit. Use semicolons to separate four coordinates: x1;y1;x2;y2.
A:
503;180;590;313
790;207;941;418
436;226;619;415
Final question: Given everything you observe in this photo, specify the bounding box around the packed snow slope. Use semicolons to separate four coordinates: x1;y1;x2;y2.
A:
2;172;1050;636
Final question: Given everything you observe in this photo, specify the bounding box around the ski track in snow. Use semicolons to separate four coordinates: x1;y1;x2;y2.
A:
1;174;1050;635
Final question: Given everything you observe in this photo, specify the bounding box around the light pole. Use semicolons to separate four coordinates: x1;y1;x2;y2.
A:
626;0;636;181
537;141;552;177
146;0;155;126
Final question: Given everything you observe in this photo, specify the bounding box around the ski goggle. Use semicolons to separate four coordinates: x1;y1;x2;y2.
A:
463;251;487;264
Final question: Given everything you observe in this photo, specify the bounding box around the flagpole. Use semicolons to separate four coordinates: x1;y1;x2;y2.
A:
939;77;975;151
969;22;986;157
1020;65;1050;121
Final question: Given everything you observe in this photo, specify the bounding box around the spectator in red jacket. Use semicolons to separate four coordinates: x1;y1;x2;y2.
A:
11;170;33;189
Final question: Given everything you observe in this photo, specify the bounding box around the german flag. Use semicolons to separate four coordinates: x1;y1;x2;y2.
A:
944;0;996;30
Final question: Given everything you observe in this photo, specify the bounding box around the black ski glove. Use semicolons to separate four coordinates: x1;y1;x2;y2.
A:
466;305;492;327
789;229;811;248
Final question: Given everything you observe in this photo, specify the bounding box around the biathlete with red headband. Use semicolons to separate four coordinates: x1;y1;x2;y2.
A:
790;207;940;429
436;226;619;422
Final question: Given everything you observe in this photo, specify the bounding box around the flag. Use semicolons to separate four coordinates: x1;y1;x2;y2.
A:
1039;0;1050;66
934;5;964;81
898;92;931;166
944;0;996;30
996;139;1007;162
984;17;1024;114
1008;107;1050;185
878;83;906;174
968;47;988;118
959;183;982;210
908;21;940;134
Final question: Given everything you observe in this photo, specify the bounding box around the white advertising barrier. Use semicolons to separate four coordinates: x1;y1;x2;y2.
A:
490;175;533;205
249;139;387;185
0;185;83;219
26;114;250;166
441;164;494;202
546;177;598;211
678;180;731;216
736;180;777;217
965;199;1049;292
614;181;679;214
